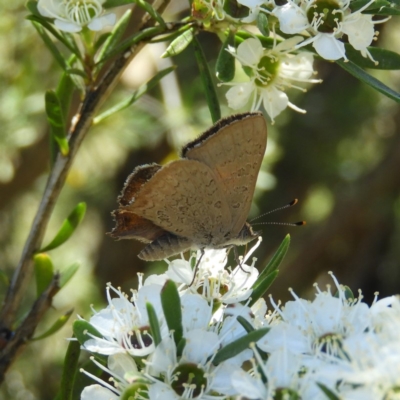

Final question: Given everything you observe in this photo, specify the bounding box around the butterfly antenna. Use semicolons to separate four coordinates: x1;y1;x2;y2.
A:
252;221;306;227
250;199;299;222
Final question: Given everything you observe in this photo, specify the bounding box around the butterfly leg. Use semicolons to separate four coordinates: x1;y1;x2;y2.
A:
189;248;205;286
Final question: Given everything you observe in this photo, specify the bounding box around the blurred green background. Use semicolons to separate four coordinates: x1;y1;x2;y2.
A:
1;0;400;398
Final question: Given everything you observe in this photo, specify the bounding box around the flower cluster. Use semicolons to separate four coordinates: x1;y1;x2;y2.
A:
77;243;400;400
193;0;389;120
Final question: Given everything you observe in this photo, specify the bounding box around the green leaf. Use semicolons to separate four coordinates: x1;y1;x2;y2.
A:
345;45;400;70
176;337;186;357
97;25;164;62
146;302;162;346
34;253;54;297
73;320;102;346
237;315;254;332
254;235;290;288
96;10;132;66
337;59;400;103
316;383;341;400
33;21;69;70
162;28;194;58
31;309;74;341
94;32;111;52
29;17;81;58
161;280;183;346
192;36;221;123
257;12;269;36
349;0;390;11
133;0;165;27
45;90;69;156
213;328;269;365
40;202;87;252
26;0;42;16
0;270;9;287
59;337;81;400
365;6;400;14
94;66;175;123
103;0;135;7
216;31;235;82
60;262;80;288
249;271;279;307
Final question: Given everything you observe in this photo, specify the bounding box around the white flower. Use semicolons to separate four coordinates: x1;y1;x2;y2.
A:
146;331;241;399
224;37;320;122
273;0;387;62
82;283;166;357
37;0;116;32
81;353;146;399
258;273;371;357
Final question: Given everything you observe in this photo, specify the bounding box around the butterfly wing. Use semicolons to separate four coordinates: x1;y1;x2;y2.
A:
182;112;267;237
128;159;232;246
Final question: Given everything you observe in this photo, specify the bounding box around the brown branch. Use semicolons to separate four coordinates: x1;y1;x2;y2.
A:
0;0;171;381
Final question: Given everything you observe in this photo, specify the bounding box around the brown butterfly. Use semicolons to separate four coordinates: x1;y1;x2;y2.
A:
109;112;267;261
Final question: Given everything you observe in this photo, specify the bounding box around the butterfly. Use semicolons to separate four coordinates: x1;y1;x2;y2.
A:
110;112;267;261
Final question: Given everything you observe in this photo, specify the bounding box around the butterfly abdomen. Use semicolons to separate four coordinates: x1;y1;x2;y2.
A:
138;233;194;261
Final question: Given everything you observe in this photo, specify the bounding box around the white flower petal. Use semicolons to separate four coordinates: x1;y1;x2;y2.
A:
260;86;288;120
108;353;138;377
54;19;82;32
181;294;212;331
226;81;255;110
313;34;346;61
81;384;118;400
88;13;116;31
237;38;263;66
274;3;308;34
183;329;219;363
342;15;375;51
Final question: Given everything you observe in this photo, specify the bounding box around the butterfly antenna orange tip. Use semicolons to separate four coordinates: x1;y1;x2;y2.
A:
250;199;299;222
252;221;306;227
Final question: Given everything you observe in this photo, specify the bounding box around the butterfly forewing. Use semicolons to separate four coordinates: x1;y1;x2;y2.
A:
183;112;267;237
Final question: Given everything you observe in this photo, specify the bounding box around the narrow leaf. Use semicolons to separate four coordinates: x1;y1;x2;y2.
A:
33;22;68;70
31;309;74;341
213;328;269;365
94;67;175;123
192;36;221;123
59;338;81;400
29;17;81;58
337;59;400;103
237;315;254;332
317;383;341;400
96;10;132;65
249;270;279;307
161;280;183;346
345;45;400;70
60;262;80;288
103;0;135;7
253;234;290;288
45;90;69;156
162;28;194;58
73;320;102;346
257;12;269;36
146;302;162;346
133;0;165;27
34;253;54;297
97;25;164;62
216;31;235;82
40;202;87;252
26;1;42;16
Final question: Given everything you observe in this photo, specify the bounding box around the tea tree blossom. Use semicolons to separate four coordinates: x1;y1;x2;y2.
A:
37;0;116;32
223;37;321;122
273;0;387;62
78;246;400;399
